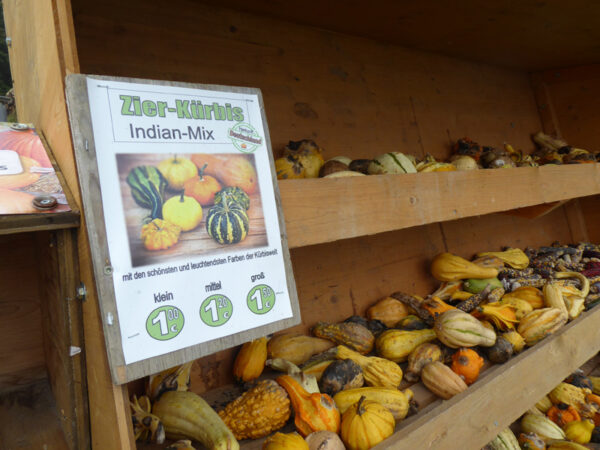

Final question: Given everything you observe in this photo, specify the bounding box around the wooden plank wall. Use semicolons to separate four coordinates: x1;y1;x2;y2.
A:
67;0;584;396
531;65;600;243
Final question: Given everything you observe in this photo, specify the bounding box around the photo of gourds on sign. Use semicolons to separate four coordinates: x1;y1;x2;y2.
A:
116;152;266;268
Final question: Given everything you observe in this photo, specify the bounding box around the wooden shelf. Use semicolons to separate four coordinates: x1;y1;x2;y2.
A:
0;211;80;235
282;164;600;248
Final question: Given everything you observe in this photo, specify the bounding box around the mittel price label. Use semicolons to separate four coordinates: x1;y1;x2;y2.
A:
200;294;233;327
247;284;276;315
146;306;184;341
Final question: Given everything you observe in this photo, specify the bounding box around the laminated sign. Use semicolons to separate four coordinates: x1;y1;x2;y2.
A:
66;75;300;383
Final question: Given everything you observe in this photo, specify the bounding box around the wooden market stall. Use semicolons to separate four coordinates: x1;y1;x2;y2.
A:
3;0;600;448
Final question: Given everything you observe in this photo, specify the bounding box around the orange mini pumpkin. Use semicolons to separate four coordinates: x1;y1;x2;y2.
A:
450;348;484;385
140;219;181;251
547;403;581;427
183;163;222;206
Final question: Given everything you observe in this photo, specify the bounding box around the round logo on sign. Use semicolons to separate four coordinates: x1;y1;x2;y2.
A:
228;122;262;153
200;294;233;327
247;284;276;315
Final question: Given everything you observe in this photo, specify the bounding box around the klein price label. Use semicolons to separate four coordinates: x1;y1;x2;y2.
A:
146;306;185;341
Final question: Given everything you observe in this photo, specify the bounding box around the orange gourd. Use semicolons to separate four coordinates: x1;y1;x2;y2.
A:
233;337;267;382
0;189;37;214
421;296;456;319
547;403;581;427
276;374;340;437
450;348;484;385
474;303;518;330
191;154;258;193
183;163;222;206
140;219;181;251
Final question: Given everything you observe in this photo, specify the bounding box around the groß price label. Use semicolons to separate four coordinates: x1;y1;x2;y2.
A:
146;306;184;340
200;294;233;327
247;284;275;315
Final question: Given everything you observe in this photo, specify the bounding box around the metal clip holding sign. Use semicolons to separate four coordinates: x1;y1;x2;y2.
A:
65;74;300;384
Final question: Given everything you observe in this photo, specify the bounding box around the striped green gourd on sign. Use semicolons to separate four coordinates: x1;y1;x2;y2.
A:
206;202;249;244
368;152;417;175
126;166;168;219
214;186;250;210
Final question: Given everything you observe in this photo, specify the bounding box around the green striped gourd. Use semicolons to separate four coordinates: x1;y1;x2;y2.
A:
206;201;249;244
214;186;250;210
367;152;417;175
434;309;496;348
126;166;167;219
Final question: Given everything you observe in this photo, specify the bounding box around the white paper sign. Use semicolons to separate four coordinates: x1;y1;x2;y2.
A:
85;78;295;365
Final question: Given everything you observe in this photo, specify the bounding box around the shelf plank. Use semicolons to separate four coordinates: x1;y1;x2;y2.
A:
282;164;600;248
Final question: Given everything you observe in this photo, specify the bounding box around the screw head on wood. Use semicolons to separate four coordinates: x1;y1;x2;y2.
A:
104;265;113;276
76;283;87;301
5;37;11;48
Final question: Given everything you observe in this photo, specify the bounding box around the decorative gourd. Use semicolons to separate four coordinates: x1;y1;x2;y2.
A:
146;362;193;401
405;343;443;382
312;322;375;355
266;359;320;393
375;328;437;363
543;283;568;317
502;331;526;354
367;152;417;174
191;154;258;193
276;374;340;437
451;348;484;385
263;432;309;450
319;359;364;396
366;297;411;327
547;441;588;449
434;309;496;348
421;361;468;399
276;154;306;179
165;439;195;450
486;428;521;450
0;155;41;189
500;296;533;320
130;395;165;443
547;403;581;427
517;308;567;346
340;396;395;450
162;193;203;231
283;139;324;178
593;426;600;443
521;413;566;442
471;255;505;270
153;390;239;450
591;376;600;395
420;296;456;319
518;432;546;450
397;315;428;330
214;186;250;210
319;159;349;177
476;248;529;269
183;163;222;206
565;372;593;390
268;334;335;366
485;336;514;363
463;277;503;294
0;189;36;214
536;396;554;414
504;286;545;309
158;156;198;190
233;337;267;382
334;345;403;389
564;420;595;444
343;316;387;336
431;253;498;281
333;387;411;420
0;130;52;167
305;431;345;450
549;383;587;412
475;304;518;330
140;219;181;251
127;166;168;219
206;200;249;244
301;357;336;381
218;380;291;440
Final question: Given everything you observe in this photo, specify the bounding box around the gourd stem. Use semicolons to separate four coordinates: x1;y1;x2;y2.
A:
356;395;366;416
198;163;208;180
179;191;185;202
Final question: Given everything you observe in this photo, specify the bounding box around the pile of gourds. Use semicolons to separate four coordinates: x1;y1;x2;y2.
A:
275;132;599;180
130;242;600;450
484;372;600;449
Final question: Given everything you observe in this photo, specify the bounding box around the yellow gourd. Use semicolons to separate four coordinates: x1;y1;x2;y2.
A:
162;193;203;231
563;420;594;444
340;396;395;450
431;253;498;281
476;248;529;269
233;337;268;382
504;287;545;309
263;432;308;450
140;219;181;251
158;155;198;190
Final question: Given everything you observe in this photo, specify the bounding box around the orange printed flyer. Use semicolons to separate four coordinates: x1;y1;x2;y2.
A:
0;122;70;214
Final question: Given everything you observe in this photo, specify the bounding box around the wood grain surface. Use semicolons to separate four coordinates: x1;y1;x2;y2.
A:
116;153;267;267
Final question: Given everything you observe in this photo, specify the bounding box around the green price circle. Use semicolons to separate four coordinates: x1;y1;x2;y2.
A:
247;284;276;315
200;294;233;327
146;306;184;341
